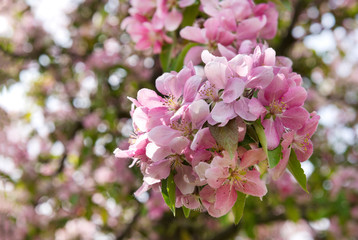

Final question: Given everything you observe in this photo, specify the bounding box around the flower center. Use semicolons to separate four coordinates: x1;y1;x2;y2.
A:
164;94;181;111
269;99;287;115
293;133;310;152
170;118;191;136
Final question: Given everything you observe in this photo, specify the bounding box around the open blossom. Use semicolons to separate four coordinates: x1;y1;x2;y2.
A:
196;149;267;217
272;112;320;180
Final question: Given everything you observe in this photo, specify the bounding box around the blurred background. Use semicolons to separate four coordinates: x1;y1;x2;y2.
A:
0;0;357;239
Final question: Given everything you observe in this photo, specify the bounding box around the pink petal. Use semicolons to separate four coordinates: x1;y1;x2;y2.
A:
201;0;220;16
234;97;265;121
235;169;267;197
136;85;163;105
264;48;276;66
297;111;320;137
295;140;313;162
237;16;267;40
239;40;255;54
240;148;266;169
281;107;309;130
146;142;172;162
190;127;216;151
272;147;290;180
262;74;289;103
189;149;212;167
228;54;253;77
174;166;195;195
217;29;236;45
218;44;236;60
155;72;184;99
169;136;190;154
134;182;150;197
178;0;195;8
282;86;307;108
136;38;151;50
180;26;207;44
247;66;274;89
205;167;227;189
194;162;211;181
204;17;220;41
200;186;223;217
201;50;217;64
258;3;278;39
262;118;281;150
238;118;247;142
210;101;236;126
132;107;149;132
148;125;181;146
214;184;237;212
147;107;171;130
164;9;183;31
146;159;172;181
183;75;202;103
188;99;210;129
184;46;205;66
222;77;245;103
281;131;295;150
204;60;228;89
181;195;201;209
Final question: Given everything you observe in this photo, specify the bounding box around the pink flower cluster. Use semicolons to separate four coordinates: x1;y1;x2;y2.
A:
181;0;277;47
122;0;278;55
114;44;319;217
121;0;195;53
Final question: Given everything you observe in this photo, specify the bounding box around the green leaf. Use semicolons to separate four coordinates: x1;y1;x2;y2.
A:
180;2;200;28
232;192;246;225
159;43;173;72
161;173;176;216
167;173;176;215
173;42;198;72
287;149;308;193
209;118;239;158
182;206;190;218
267;145;282;168
253;120;268;157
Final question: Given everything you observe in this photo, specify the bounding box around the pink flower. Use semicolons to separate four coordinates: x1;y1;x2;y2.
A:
196;149;267;217
180;16;236;45
121;15;172;53
259;73;310;149
273;112;320;180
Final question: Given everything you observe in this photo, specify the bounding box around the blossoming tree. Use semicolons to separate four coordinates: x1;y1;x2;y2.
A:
0;0;357;239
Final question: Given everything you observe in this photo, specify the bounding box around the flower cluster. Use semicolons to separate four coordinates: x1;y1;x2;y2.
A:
118;0;320;220
181;0;277;47
114;43;319;217
121;0;195;53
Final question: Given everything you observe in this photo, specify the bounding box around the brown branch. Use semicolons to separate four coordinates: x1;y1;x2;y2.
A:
276;0;308;56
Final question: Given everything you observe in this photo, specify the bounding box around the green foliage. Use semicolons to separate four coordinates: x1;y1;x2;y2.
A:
287;149;308;193
232;192;247;225
173;43;198;72
160;43;173;72
161;172;176;216
209;119;239;159
253;121;268;159
182;206;190;218
267;145;282;168
180;1;200;28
